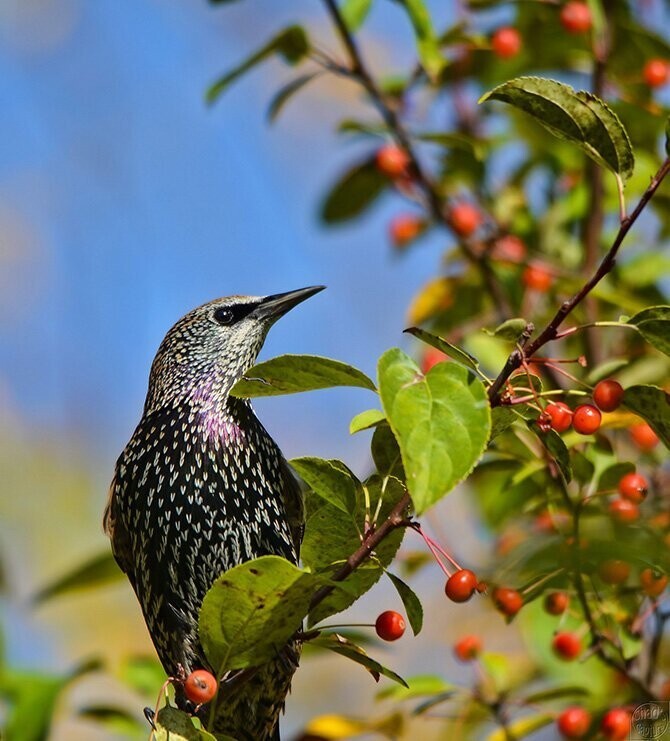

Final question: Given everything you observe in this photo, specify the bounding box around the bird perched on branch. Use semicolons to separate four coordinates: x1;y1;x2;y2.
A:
104;286;324;740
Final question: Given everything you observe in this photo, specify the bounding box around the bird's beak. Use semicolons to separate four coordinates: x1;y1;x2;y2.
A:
254;286;325;321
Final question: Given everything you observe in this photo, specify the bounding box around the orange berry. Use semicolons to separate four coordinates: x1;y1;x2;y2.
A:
491;27;522;59
598;559;630;585
522;263;553;292
491;234;527;263
572;404;601;435
560;2;592;33
184;669;218;705
600;708;631;740
544;591;570;615
375;610;406;641
609;498;640;523
492;587;523;616
618;472;648;503
640;568;668;598
630;422;659;451
421;346;448;373
453;634;482;661
643;59;669;88
445;569;478;603
448;203;482;237
375;145;410;178
389;214;423;247
557;706;591;738
593;379;624;412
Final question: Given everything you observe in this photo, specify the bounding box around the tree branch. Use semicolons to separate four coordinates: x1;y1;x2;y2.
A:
321;0;512;320
488;156;670;404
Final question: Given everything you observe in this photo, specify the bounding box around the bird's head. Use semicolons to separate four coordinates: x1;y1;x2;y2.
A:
144;286;325;413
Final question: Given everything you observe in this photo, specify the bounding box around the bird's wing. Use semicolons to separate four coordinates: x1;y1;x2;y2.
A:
103;471;135;582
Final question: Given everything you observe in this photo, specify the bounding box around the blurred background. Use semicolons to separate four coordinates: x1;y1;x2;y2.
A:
0;1;667;739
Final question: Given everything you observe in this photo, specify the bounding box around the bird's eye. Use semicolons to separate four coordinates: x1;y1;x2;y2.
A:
213;308;235;326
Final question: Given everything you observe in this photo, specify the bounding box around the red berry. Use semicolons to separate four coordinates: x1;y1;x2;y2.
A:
375;145;410;178
557;706;592;738
492;587;523;616
448;203;482;237
552;631;582;661
630;422;659;451
544;591;570;615
560;2;592;33
618;472;648;503
375;610;406;641
640;568;668;598
600;708;631;740
643;59;669;88
422;346;448;373
491;234;527;263
598;559;630;585
491;27;522;59
184;669;218;705
389;214;423;247
572;404;601;435
522;263;553;292
545;402;573;433
453;634;482;662
445;569;478;603
608;498;640;523
593;379;624;412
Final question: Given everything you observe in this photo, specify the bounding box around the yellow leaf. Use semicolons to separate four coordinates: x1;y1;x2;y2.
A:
305;714;369;739
406;277;453;325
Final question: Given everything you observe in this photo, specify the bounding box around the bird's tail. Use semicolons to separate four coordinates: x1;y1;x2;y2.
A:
198;640;301;741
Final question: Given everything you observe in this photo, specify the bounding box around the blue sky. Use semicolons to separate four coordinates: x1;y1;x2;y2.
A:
0;0;456;477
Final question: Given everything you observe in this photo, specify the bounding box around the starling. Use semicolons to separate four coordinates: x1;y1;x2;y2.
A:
104;286;324;740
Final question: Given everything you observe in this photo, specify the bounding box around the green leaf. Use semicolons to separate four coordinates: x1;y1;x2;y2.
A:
311;633;408;686
118;656;166;698
627;306;670;357
207;26;309;103
0;662;100;741
33;551;123;603
320;158;388;223
534;427;572;483
342;0;374;31
519;685;588;704
350;408;386;433
199;556;320;670
267;72;321;123
486;317;529;342
480;77;634;181
623;385;670;448
155;707;218;741
395;0;445;80
290;457;359;514
378;349;490;514
376;674;457;701
404;327;485;378
303;476;406;626
231;354;376;397
371;423;405;479
386;572;423;635
485;713;553;741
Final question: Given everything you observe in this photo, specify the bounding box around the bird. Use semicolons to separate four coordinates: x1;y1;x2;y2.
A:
104;286;324;740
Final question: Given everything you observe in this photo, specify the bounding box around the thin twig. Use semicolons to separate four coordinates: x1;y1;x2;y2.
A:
488;156;670;405
320;0;512;320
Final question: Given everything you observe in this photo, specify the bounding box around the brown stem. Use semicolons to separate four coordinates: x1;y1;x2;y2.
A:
308;493;412;610
581;18;609;364
321;0;512;321
570;500;653;698
488;157;670;405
